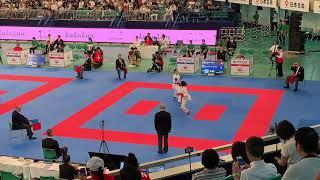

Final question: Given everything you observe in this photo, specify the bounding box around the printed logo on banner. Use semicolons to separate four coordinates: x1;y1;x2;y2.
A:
280;0;309;12
252;0;277;8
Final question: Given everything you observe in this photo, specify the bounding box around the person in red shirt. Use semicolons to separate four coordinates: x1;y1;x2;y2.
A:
144;33;153;45
13;43;23;51
92;47;103;69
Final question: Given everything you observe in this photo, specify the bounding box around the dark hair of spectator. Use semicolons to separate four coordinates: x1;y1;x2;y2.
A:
245;136;264;158
63;155;70;163
201;149;220;169
276;120;296;140
231;141;250;165
295;127;319;154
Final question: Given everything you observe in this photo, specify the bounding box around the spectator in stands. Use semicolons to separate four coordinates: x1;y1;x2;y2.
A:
54;35;65;49
192;149;226;180
282;127;320;180
120;153;142;180
187;40;195;55
217;46;227;62
232;136;277;180
275;120;301;167
57;44;64;53
144;33;153;45
30;37;39;54
12;106;36;140
154;104;171;154
59;155;79;180
116;54;127;79
86;156;104;180
42;129;68;158
226;36;237;57
200;39;208;59
231;141;250;165
13;42;23;51
92;47;103;69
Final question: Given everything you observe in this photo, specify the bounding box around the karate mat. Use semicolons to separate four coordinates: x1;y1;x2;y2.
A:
0;65;320;167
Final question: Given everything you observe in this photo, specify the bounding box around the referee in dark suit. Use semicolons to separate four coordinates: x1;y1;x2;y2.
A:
154;104;172;154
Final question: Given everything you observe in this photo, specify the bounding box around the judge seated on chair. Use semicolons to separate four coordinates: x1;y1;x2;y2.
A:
12;106;36;140
42;129;68;159
284;63;304;92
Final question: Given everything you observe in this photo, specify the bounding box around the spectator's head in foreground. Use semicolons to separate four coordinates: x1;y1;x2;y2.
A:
63;155;71;164
125;153;139;168
231;141;250;165
245;136;264;162
295;127;319;157
201;149;220;170
87;156;104;179
276;120;295;141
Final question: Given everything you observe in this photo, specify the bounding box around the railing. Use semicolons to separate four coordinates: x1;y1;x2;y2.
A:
108;124;320;178
0;9;231;22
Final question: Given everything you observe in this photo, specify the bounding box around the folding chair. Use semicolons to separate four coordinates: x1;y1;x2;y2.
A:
43;148;58;161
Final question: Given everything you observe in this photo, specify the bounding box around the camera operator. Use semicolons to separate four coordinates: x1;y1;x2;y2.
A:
147;52;164;73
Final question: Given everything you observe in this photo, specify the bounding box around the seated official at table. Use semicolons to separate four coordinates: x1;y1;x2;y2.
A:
54;35;65;49
132;36;141;47
57;44;64;53
59;155;78;180
200;39;208;59
187;40;195;55
30;37;39;54
284;63;304;92
116;54;127;79
44;34;54;55
153;37;161;49
86;37;95;55
13;42;23;51
92;47;103;69
217;46;227;62
42;129;68;158
144;33;153;45
12;106;36;140
160;34;169;54
226;36;237;57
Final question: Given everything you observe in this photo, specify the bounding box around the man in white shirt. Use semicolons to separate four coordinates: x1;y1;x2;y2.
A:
282;127;320;180
268;41;278;65
132;36;141;48
232;136;277;180
275;120;301;167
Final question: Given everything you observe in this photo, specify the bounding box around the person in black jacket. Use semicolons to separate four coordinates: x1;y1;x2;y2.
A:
59;155;78;180
116;54;127;79
54;35;65;49
284;63;304;91
12;106;36;140
217;46;227;62
120;153;142;180
42;129;68;158
226;36;237;57
154;104;172;154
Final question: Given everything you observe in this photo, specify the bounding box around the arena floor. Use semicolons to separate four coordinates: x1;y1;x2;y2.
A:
0;66;320;167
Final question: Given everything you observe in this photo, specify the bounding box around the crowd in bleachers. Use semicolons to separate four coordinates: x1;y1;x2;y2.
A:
0;0;223;12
